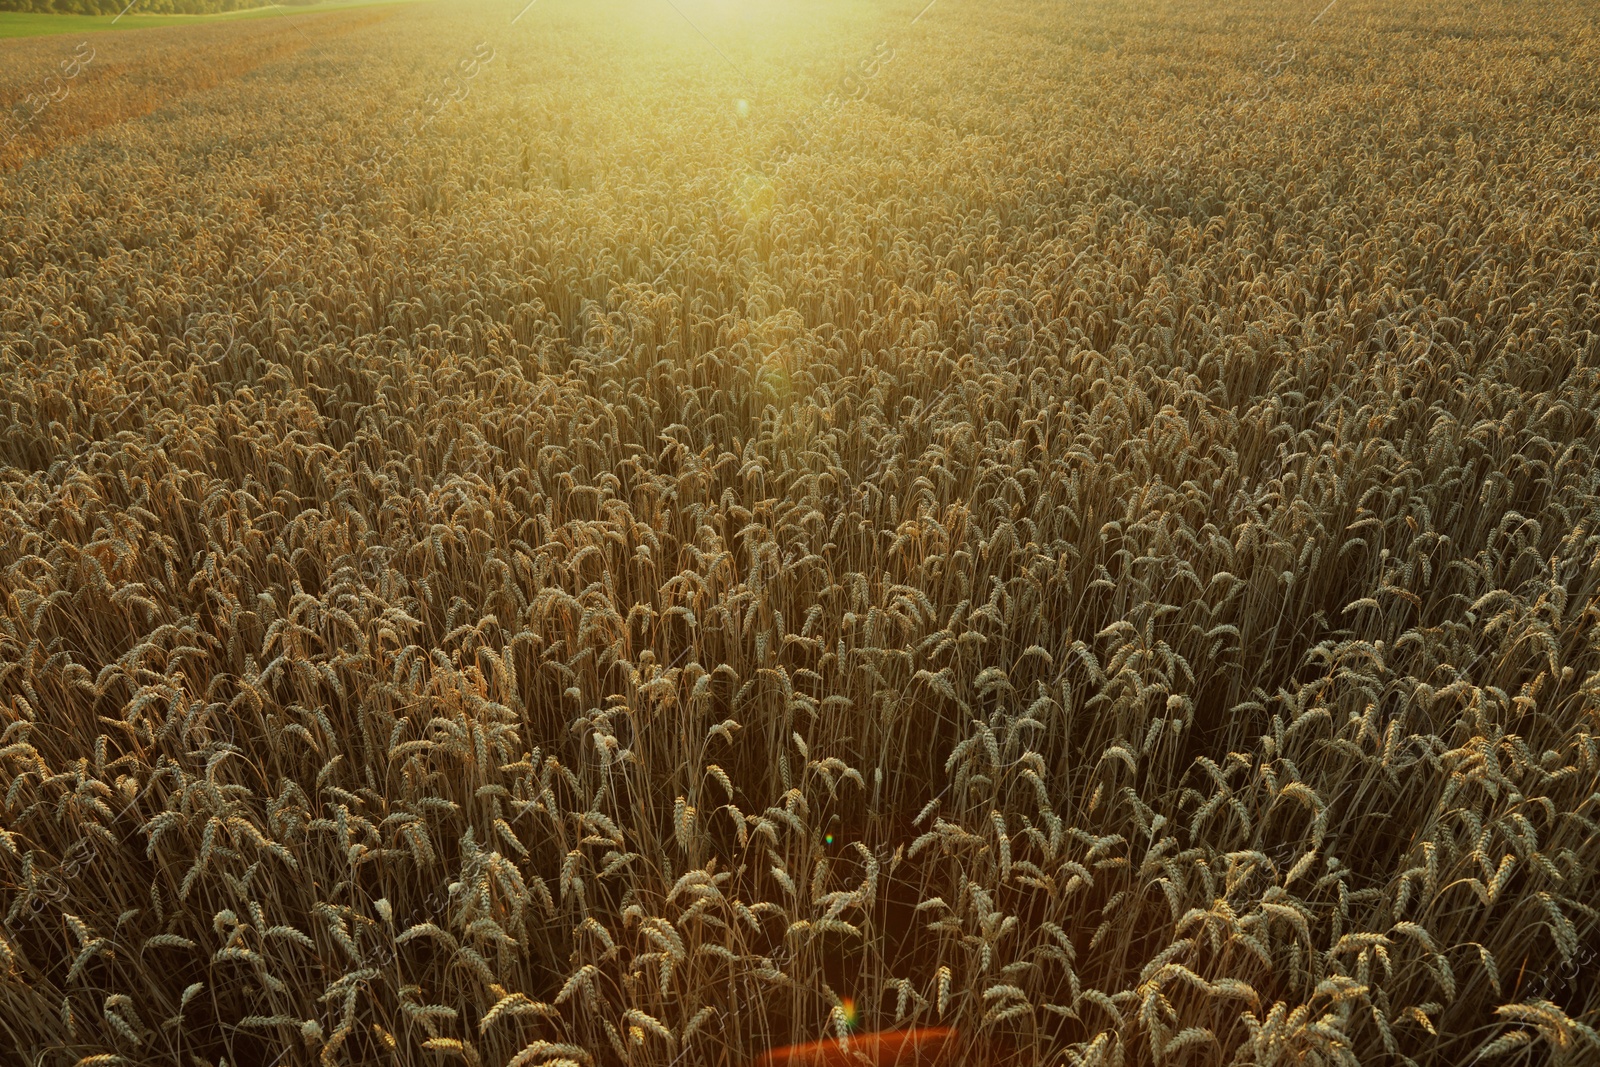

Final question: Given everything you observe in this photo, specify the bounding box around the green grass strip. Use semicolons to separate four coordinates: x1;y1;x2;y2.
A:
0;0;425;39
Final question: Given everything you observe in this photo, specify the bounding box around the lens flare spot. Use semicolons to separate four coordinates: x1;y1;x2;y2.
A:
733;171;777;222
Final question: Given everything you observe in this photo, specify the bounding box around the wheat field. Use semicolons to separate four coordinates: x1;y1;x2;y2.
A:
1;1;1598;1065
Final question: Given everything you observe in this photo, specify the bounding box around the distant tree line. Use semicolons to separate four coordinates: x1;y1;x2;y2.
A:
0;0;321;12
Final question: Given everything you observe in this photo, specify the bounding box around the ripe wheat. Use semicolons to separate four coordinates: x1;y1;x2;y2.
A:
1;0;1598;1065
